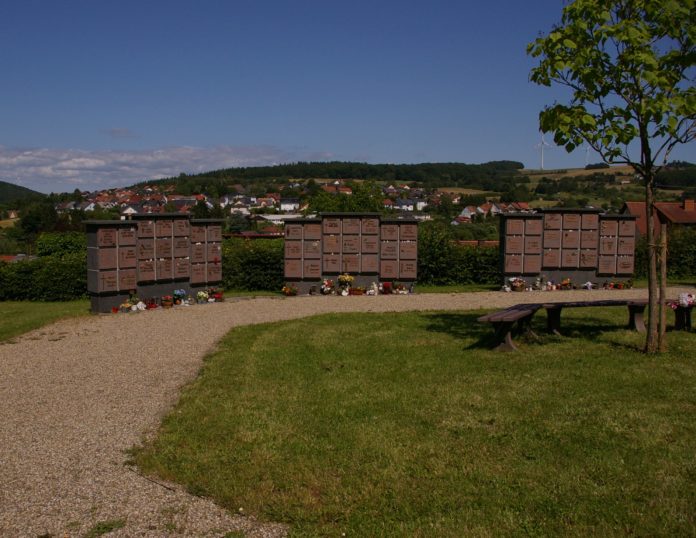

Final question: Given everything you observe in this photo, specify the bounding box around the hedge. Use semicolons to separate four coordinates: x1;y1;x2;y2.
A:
222;238;284;291
0;252;87;301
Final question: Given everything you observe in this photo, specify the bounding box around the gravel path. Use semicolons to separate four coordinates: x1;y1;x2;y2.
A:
1;288;692;537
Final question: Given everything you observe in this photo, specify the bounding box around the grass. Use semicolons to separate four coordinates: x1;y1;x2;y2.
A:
84;519;125;537
0;299;90;343
133;308;696;537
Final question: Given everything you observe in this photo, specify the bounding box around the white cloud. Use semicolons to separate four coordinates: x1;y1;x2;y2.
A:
0;145;334;193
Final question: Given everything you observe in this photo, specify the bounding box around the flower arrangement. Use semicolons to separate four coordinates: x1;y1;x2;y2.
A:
603;280;632;290
161;295;173;308
320;279;335;295
509;276;526;291
560;278;572;290
338;273;354;287
208;287;224;302
173;289;187;304
196;290;209;303
282;284;298;296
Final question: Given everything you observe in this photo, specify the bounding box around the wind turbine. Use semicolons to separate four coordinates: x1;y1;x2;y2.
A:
584;144;591;167
534;133;551;170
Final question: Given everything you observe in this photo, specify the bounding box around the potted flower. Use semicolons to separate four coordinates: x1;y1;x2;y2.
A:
196;290;209;304
509;277;526;292
208;287;224;302
560;278;572;290
173;289;187;305
282;284;298;296
320;279;335;295
161;295;173;308
380;282;393;294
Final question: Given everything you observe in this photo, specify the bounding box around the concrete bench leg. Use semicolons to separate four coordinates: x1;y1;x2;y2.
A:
491;321;518;352
627;304;646;332
546;307;562;335
674;306;692;331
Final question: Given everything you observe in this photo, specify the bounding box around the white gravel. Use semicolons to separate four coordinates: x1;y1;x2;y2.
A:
0;287;692;537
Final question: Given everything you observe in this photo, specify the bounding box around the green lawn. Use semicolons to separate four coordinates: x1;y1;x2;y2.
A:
0;299;90;342
132;309;696;537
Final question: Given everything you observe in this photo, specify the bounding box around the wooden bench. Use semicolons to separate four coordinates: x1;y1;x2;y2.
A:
543;299;648;335
477;303;542;352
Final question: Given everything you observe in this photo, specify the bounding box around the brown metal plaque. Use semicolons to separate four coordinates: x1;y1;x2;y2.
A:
137;260;156;282
400;224;418;240
207;263;222;282
304;223;321;240
173;219;190;236
190;263;206;284
600;237;617;255
617;237;635;255
505;236;524;254
399;260;417;279
323;255;340;273
543;230;561;248
191;243;206;263
600;219;618;236
524;236;542;254
155;238;173;258
157;258;173;280
323;218;341;234
504;254;523;274
598;255;617;274
581;231;598;249
207;243;222;263
207;225;222;242
543;249;560;268
97;270;118;293
399;242;418;260
563;213;581;229
341;254;360;273
285;224;303;240
137;239;155;260
285;259;302;278
174;258;190;279
342;218;360;234
118;269;137;290
173;238;190;257
137;221;154;238
381;224;399;240
506;219;524;235
285;241;302;259
362;236;379;253
616;256;634;274
562;230;580;249
582;214;599;230
342;236;360;253
303;260;322;279
562;249;579;268
303;241;321;258
118;247;137;268
155;220;173;237
362;254;379;273
362;218;380;235
97;228;118;247
381;241;398;259
523;255;542;274
190;225;206;242
619;220;635;236
118;228;137;246
97;248;117;269
580;250;598;268
525;219;543;235
323;235;340;253
380;259;399;279
544;214;562;230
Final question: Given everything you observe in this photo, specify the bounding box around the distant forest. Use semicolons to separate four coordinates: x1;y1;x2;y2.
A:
0;180;44;205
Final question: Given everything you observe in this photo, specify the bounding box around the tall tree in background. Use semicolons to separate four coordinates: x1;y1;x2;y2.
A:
528;0;695;353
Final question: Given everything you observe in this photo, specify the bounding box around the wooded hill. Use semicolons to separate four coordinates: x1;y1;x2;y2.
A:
0;180;44;205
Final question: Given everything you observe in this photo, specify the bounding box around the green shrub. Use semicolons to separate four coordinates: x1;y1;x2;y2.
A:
35;231;86;257
0;252;87;301
222;238;284;291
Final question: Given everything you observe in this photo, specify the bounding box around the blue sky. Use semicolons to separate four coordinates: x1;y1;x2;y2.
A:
1;0;694;193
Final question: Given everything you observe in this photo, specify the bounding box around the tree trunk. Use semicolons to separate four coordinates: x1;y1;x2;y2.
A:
644;175;659;353
658;221;668;352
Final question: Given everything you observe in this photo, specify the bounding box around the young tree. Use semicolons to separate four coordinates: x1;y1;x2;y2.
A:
528;0;695;353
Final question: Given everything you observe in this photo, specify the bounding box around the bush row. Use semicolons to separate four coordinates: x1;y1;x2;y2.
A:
0;252;87;301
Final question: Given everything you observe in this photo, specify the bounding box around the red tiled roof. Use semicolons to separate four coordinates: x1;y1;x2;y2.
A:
622;200;696;235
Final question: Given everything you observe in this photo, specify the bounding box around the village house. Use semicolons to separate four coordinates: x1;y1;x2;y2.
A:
622;199;696;236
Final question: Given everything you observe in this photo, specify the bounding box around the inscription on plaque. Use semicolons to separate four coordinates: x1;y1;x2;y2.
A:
380;260;398;279
323;235;340;253
381;224;399;240
580;250;597;268
543;249;560;268
381;241;398;259
399;242;418;259
157;258;173;280
581;214;599;229
523;255;542;274
562;230;579;249
400;224;418;240
342;218;360;234
525;219;542;235
174;258;190;278
207;225;222;242
138;260;156;282
138;221;154;238
97;270;118;292
286;259;304;278
362;236;379;253
155;238;173;258
581;231;598;249
303;241;321;258
119;269;137;290
97;228;117;247
173;238;190;257
544;214;562;229
285;224;303;240
98;248;117;269
600;237;617;255
563;214;581;229
618;237;635;255
504;254;523;273
543;230;561;248
323;218;341;234
600;220;618;236
342;254;360;273
138;239;154;260
323;255;340;273
342;236;360;253
207;243;222;262
562;249;579;268
304;223;321;240
598;256;617;274
190;263;206;284
505;236;524;254
619;220;635;236
118;228;137;246
362;218;379;234
190;225;206;242
362;254;379;273
174;219;190;236
191;244;206;263
303;260;322;278
524;236;542;254
506;219;524;235
616;256;634;274
207;264;222;282
118;247;137;268
399;260;417;279
155;220;173;237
